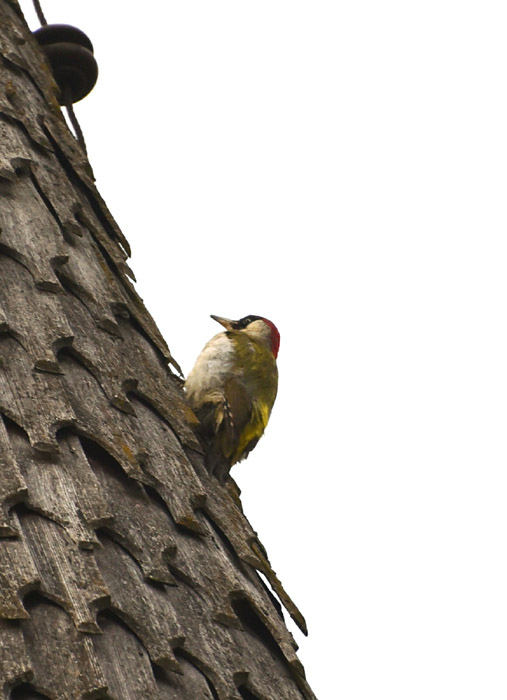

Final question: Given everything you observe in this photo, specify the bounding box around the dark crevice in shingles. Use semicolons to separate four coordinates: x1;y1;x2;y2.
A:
238;686;264;700
0;244;35;281
204;674;220;699
56;345;99;381
74;200;130;269
0;171;15;193
253;570;285;623
114;311;181;380
173;648;220;700
1;416;32;516
100;521;180;590
50;334;74;356
14;502;69;542
27;168;65;236
165;562;200;591
95;528;144;572
65;430;137;485
0;240;64;302
119;312;176;375
56;347;111;403
77;226;133;304
53;266;90;305
10;684;54;700
95;608;152;656
182;444;207;475
54;265;123;339
143;577;167;592
79;434;145;494
28;166;84;244
203;510;246;567
100;522;178;588
0;83;50;152
230;596;286;667
140;483;179;529
135;463;204;535
95;529;169;593
2;413;31;444
0;318;29;354
22;590;64;616
95;601;184;683
58;350;136;418
127;395;203;500
92;613;173;697
151;663;172;682
127;391;172;424
0;53;26;77
0;110;45;159
127;390;192;452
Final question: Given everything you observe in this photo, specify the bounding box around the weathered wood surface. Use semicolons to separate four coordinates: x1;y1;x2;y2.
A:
0;2;316;698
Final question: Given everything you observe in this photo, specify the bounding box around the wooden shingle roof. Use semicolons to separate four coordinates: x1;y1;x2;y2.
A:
0;3;316;698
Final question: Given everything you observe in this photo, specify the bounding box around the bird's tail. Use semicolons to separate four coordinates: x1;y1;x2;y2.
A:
194;400;232;484
205;446;231;485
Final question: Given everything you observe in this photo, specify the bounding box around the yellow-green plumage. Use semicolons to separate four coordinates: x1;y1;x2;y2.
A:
185;315;279;483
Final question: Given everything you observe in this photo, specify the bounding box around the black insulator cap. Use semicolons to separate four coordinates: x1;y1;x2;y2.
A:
33;24;98;104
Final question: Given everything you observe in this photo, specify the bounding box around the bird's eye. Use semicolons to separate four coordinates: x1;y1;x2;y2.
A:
237;314;261;329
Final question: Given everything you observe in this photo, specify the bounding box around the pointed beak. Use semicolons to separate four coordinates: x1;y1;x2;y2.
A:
210;314;236;331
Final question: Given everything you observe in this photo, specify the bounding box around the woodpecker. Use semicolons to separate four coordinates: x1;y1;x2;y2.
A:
185;314;280;483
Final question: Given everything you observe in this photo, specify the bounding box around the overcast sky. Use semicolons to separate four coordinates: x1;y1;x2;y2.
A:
21;2;507;698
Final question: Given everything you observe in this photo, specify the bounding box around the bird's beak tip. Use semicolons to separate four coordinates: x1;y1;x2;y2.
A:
210;314;234;330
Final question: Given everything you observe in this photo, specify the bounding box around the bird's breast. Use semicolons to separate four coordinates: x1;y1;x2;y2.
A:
185;333;237;404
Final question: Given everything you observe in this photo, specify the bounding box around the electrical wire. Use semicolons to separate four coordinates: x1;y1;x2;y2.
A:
31;0;47;26
63;89;88;155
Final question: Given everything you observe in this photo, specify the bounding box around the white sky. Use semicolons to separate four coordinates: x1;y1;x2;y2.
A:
21;2;507;698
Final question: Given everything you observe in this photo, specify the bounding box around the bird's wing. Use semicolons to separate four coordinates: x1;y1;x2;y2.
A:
221;376;254;448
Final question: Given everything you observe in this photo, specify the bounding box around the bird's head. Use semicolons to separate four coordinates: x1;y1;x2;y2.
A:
211;314;280;358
